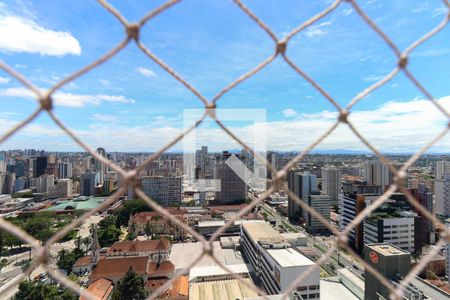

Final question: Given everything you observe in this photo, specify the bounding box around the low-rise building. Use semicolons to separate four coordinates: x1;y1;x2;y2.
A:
241;221;320;298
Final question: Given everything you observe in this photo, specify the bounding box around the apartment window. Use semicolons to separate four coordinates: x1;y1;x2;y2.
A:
308;285;319;290
297;286;307;291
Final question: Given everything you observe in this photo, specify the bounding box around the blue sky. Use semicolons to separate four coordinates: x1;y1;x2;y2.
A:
0;0;449;153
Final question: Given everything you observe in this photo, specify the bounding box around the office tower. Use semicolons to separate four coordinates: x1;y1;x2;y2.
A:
364;211;418;253
58;162;72;179
241;221;320;298
214;151;247;204
446;218;450;284
364;243;411;300
141;176;182;206
80;172;96;196
364;160;390;191
13;177;29;193
33;156;47;178
287;171;317;221
13;159;26;177
37;174;55;193
195;146;208;179
436;161;450;180
339;193;366;252
321;167;341;205
434;175;450;219
305;193;330;234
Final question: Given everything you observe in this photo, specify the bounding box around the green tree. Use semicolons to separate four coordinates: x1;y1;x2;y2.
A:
111;267;148;300
115;199;152;227
98;216;121;247
14;281;77;300
144;222;152;239
56;248;85;273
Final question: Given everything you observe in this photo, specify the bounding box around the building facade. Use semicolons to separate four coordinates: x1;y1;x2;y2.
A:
322;167;341;205
141;176;182;207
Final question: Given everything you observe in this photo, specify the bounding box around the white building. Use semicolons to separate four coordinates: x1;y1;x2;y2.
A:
322;167;341;205
240;221;320;298
37;174;54;193
434;175;450;218
364;211;417;253
436;161;450;180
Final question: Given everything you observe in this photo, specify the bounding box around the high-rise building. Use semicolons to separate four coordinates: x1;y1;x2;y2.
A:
95;147;106;186
33;156;47;178
339;193;367;252
103;177;115;194
141;176;182;206
287;171;317;221
214;151;247;204
58;162;72;179
364;211;418;253
240;221;319;298
305;193;330;234
436;161;450;180
80;172;96;196
364;160;390;191
410;184;435;245
37;174;55;193
364;243;411;300
321;167;341;205
434;175;450;219
446;218;450;285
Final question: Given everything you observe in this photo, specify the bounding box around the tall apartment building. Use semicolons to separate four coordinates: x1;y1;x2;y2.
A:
364;160;390;191
321;167;341;205
95;147;106;186
49;179;73;198
339;193;366;252
141;176;182;207
305;193;330;234
80;172;96;196
364;243;411;300
240;221;319;298
214;152;247;204
410;184;434;245
37;174;55;193
364;211;418;253
436;160;450;180
287;171;317;221
434;175;450;219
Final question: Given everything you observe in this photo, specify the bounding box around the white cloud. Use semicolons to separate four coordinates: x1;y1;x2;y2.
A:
0;87;135;107
362;74;385;82
91;114;118;122
0;15;81;56
1;97;449;153
282;108;297;117
136;67;156;77
432;7;447;18
305;28;326;38
99;79;111;87
343;8;353;16
0;76;10;84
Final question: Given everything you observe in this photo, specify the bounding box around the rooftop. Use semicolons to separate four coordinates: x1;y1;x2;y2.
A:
90;256;149;282
189;278;258;300
367;243;410;256
189;264;252;282
241;220;286;244
45;196;107;211
169;241;224;271
266;248;315;268
320;279;360;300
80;278;113;300
107;238;170;254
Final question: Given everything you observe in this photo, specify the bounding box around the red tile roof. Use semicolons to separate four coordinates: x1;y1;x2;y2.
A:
90;257;148;282
146;278;168;290
107;239;171;253
147;261;175;277
131;209;187;224
80;278;113;300
73;256;92;267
